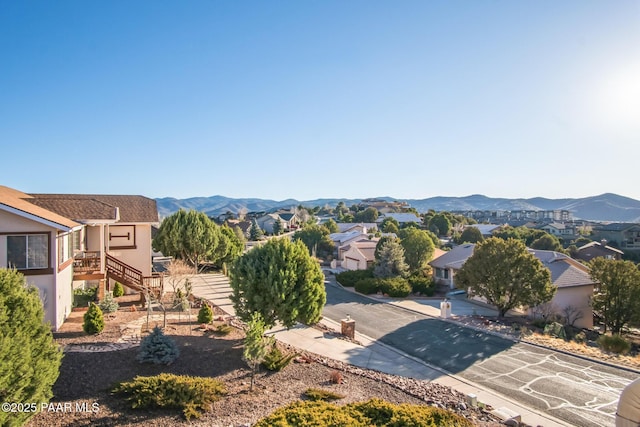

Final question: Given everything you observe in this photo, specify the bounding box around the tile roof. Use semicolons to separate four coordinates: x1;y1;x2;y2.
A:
0;185;79;230
29;194;159;223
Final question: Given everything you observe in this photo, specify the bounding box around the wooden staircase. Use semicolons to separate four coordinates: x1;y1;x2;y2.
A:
104;254;164;300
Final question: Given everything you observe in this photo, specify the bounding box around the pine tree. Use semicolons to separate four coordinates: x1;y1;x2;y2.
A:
197;303;213;324
249;219;264;241
230;239;326;328
137;326;180;365
272;218;283;235
113;281;125;297
0;269;63;426
83;302;105;334
243;312;270;391
99;291;119;313
374;239;409;278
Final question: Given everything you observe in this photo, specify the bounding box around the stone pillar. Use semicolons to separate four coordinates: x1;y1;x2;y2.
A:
341;315;356;340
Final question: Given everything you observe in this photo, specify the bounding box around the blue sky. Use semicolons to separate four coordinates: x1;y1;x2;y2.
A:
2;1;639;201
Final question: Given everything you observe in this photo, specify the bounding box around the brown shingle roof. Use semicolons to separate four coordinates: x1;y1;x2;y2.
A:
29;194;159;223
0;185;79;229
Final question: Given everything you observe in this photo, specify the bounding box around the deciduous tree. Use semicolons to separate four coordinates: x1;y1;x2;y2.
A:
230;239;326;328
0;269;63;427
455;238;555;317
429;213;452;236
589;258;640;334
398;228;435;273
456;226;484;244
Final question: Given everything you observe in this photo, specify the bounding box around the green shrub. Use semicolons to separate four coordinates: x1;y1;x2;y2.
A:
335;269;373;287
379;277;412;297
303;388;345;402
254;398;474;427
262;343;296;372
543;322;567;340
137;326;180;365
0;269;63;427
597;334;631;354
113;281;125;297
197;304;213;324
573;331;587;344
73;286;97;307
354;278;381;295
98;291;119;313
408;275;435;296
531;319;548;329
83;303;104;334
214;324;233;336
112;373;226;420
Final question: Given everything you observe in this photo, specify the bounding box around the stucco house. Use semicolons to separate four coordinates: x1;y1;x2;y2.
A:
256;211;301;234
333;238;379;271
574;240;624;262
536;222;575;238
591;223;640;252
429;243;595;328
0;185;159;330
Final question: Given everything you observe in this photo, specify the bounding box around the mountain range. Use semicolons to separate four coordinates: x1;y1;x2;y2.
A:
156;193;640;222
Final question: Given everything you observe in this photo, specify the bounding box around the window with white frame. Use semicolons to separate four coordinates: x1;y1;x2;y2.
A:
7;234;49;269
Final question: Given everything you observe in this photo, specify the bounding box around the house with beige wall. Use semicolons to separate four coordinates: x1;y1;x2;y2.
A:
429;243;595;329
0;185;159;330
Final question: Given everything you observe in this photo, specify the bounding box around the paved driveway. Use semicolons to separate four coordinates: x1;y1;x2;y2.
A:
322;280;636;427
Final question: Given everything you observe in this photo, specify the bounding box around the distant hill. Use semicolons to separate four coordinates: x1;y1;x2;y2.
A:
156;193;640;222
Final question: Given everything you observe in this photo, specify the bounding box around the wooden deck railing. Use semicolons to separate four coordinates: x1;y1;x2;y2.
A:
105;254;142;289
73;251;101;272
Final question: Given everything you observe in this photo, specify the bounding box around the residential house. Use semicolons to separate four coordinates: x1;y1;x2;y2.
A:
336;222;377;233
429;243;595;329
537;222;575;238
332;238;379;271
591;223;640;251
256;211;301;234
0;186;159;330
329;230;370;248
574;240;624;262
376;212;422;226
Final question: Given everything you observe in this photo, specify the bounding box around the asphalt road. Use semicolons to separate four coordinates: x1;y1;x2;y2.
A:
322;278;637;427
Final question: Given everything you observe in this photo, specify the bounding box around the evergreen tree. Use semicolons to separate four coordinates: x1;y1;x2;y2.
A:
272;218;283;235
0;269;63;426
99;291;119;313
249;219;264;241
112;281;125;297
83;302;105;334
197;303;213;324
590;258;640;334
374;239;409;278
243;312;270;391
230;238;326;328
152;209;222;272
137;326;180;365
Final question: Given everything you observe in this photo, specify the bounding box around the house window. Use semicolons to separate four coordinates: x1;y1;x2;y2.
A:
435;268;449;279
7;234;49;269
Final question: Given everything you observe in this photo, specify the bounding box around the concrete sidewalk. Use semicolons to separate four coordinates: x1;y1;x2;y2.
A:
190;273;570;427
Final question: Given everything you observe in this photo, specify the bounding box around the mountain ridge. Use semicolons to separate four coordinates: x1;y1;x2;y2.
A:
156;193;640;222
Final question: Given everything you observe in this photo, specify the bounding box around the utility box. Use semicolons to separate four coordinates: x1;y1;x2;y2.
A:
341;316;356;340
440;300;452;318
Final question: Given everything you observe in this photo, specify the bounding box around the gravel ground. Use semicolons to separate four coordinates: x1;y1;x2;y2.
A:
25;308;503;427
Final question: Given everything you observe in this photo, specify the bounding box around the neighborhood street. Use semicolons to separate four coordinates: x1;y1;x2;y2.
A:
322;277;637;427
